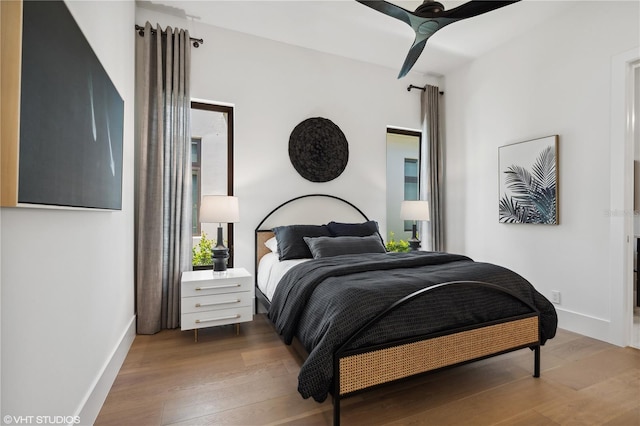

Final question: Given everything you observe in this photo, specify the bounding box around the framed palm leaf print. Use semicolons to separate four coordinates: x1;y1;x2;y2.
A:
499;135;559;224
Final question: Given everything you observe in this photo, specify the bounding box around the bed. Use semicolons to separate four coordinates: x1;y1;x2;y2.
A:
254;194;557;425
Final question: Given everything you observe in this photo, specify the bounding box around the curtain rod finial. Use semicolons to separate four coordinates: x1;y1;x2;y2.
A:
407;84;426;92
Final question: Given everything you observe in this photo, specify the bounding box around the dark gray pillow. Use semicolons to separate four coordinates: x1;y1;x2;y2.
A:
272;224;331;260
327;220;385;247
303;234;386;259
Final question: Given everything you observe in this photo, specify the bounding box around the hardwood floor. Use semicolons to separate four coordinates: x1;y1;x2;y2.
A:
96;314;640;425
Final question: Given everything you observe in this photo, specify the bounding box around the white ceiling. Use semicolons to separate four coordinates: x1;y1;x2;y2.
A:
137;0;578;77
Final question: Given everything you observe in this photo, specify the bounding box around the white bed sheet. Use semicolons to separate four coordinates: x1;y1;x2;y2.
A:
257;252;309;301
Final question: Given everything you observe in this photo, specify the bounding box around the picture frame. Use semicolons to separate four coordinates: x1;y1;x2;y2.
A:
498;135;559;224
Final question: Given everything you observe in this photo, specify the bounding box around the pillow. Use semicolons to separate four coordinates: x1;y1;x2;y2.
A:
327;220;385;247
272;224;331;260
264;237;278;253
303;234;387;259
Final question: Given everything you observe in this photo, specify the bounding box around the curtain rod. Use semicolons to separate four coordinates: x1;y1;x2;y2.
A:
407;84;444;95
135;25;203;48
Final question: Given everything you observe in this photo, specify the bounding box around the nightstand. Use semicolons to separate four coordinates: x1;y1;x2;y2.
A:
181;267;253;342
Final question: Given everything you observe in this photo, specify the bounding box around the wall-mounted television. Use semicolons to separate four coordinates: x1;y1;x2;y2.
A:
18;0;124;210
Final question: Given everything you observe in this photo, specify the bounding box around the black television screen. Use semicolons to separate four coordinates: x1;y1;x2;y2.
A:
19;0;124;210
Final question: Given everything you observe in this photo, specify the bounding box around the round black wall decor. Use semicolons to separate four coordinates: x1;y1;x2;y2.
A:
288;117;349;182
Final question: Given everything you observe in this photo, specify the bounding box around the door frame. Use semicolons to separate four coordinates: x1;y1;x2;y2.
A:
609;48;640;346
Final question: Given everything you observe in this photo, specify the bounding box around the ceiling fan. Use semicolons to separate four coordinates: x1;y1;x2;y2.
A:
356;0;520;78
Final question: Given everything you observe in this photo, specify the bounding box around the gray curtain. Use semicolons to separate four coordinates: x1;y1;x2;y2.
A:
420;85;444;251
135;23;192;334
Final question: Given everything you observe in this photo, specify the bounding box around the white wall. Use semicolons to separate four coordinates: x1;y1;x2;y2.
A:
0;1;135;423
136;7;441;276
444;1;639;344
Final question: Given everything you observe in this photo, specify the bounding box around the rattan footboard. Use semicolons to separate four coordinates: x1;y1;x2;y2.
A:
330;282;542;425
338;315;539;396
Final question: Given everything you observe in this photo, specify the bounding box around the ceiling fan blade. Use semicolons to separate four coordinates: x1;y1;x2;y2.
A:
440;1;520;20
354;0;521;79
397;33;429;78
355;0;413;26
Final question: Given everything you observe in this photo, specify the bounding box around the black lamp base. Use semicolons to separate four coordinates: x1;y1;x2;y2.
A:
408;223;421;251
212;225;229;272
212;246;229;272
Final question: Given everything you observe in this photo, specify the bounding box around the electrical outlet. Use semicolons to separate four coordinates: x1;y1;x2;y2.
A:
551;290;561;304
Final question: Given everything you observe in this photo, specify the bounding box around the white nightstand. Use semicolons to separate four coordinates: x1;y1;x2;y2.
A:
181;267;253;342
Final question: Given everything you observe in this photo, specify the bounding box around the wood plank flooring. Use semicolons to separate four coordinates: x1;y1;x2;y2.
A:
96;314;640;425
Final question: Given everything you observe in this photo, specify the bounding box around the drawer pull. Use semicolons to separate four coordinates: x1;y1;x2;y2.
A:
195;314;240;324
195;283;241;291
195;299;240;308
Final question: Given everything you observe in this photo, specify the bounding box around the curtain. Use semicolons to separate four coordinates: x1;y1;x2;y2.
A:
420;85;444;251
135;23;192;334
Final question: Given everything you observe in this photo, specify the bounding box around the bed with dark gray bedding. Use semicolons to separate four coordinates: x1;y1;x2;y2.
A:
268;250;557;403
254;194;557;425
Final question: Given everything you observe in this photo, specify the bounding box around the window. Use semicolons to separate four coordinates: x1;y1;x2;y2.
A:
190;102;235;266
191;137;202;235
386;128;422;240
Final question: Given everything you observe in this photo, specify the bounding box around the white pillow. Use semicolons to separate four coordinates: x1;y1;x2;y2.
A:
264;236;278;253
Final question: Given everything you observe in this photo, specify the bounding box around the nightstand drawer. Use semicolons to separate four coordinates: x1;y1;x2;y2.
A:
181;292;253;314
181;306;253;330
181;273;252;297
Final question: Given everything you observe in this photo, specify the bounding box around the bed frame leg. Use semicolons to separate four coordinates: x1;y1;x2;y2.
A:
333;394;341;426
533;345;540;378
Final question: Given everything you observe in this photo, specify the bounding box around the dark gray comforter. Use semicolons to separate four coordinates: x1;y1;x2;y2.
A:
268;251;557;402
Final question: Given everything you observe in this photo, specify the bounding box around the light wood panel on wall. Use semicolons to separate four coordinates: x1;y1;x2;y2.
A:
1;0;22;207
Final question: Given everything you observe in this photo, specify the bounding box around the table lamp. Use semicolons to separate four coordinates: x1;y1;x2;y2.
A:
400;200;430;251
200;195;239;271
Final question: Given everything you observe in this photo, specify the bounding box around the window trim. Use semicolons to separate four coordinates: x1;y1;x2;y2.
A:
190;101;235;267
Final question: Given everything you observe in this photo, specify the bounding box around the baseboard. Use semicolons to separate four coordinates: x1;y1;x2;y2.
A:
75;315;136;425
555;307;613;344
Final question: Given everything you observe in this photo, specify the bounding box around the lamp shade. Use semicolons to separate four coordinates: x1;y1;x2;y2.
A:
200;195;239;223
400;200;430;221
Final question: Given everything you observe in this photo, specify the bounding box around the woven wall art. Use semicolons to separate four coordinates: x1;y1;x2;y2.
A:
288;117;349;182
